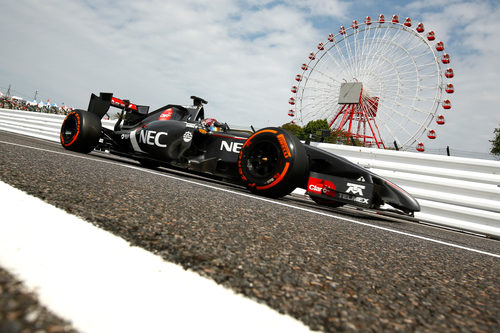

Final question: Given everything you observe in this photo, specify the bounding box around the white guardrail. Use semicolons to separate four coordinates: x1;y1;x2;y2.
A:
1;108;500;238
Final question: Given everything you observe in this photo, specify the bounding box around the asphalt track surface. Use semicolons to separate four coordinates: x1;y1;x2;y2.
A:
1;131;499;332
0;266;77;333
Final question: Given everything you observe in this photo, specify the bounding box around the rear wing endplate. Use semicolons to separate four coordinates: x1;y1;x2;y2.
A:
87;92;149;119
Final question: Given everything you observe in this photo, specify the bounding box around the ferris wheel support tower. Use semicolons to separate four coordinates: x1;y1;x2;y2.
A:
331;82;385;148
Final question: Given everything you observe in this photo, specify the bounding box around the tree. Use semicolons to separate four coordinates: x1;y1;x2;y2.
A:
280;122;304;139
280;119;362;145
301;119;335;143
303;119;329;138
490;127;500;156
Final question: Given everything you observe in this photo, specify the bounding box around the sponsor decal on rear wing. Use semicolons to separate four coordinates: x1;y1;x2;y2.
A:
111;97;138;111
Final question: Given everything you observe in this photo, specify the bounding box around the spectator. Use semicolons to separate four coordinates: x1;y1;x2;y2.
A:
0;96;72;115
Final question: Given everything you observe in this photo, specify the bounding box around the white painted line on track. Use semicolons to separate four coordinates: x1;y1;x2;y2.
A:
2;139;500;259
0;180;311;333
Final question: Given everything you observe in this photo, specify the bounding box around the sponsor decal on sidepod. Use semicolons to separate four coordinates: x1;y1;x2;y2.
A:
220;141;243;153
138;130;169;148
183;131;193;142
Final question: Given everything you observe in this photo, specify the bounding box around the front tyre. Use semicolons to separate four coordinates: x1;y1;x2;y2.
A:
60;109;102;153
238;127;308;198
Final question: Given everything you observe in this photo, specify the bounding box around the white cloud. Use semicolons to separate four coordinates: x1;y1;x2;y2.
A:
1;0;326;126
300;0;350;18
1;0;498;154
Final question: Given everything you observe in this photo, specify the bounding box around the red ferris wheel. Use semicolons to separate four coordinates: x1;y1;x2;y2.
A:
288;14;455;152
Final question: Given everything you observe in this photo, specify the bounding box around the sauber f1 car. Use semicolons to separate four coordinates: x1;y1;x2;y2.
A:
60;93;420;215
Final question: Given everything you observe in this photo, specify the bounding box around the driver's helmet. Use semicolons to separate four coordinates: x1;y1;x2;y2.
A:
202;118;222;132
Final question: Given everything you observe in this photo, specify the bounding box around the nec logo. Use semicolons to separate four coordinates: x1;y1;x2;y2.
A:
220;141;243;153
139;130;168;147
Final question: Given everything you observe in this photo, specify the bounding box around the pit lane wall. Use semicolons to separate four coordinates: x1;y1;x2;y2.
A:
1;108;499;239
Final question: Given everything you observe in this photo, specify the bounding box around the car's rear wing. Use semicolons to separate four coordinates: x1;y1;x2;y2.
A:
87;92;150;119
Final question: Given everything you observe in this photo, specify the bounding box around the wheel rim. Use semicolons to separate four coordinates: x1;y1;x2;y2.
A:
245;141;281;180
61;115;78;143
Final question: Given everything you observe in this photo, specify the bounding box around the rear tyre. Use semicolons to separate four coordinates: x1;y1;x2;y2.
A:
60;109;102;153
238;127;308;198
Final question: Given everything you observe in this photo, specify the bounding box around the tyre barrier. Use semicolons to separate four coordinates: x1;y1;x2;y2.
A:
1;108;499;238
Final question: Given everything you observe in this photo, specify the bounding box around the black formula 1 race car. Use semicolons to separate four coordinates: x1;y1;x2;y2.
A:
60;92;420;215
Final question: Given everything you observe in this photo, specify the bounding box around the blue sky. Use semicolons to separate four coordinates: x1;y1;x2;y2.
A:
1;0;499;153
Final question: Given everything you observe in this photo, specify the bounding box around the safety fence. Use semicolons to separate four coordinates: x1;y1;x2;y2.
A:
1;108;499;238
